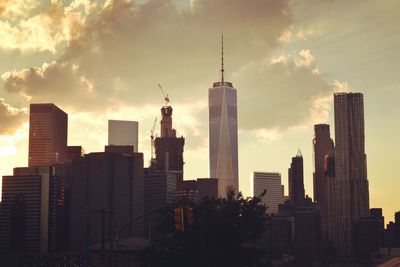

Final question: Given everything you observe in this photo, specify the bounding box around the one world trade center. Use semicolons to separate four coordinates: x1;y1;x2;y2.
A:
209;36;239;197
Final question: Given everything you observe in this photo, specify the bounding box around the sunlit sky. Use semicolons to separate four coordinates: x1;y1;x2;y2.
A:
0;0;399;223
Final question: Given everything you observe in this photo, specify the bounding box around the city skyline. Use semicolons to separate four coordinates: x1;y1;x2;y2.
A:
0;0;399;223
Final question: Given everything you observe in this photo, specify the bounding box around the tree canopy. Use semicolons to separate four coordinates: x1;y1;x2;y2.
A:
139;191;270;267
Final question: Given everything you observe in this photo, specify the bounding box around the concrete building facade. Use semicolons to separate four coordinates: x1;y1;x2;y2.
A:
108;120;139;152
251;172;284;215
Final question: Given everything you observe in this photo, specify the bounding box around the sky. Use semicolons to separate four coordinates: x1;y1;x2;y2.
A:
0;0;399;223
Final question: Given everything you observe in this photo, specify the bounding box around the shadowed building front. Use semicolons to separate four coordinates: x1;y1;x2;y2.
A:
209;36;238;197
28;103;68;167
333;92;369;257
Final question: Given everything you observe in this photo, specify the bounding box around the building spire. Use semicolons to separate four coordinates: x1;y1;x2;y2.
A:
221;34;224;83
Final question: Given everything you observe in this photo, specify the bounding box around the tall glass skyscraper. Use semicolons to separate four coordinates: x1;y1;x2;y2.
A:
209;36;238;197
334;92;369;257
28;103;67;167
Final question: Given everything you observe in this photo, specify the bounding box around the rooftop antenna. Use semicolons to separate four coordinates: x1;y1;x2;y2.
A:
296;148;302;157
221;34;224;83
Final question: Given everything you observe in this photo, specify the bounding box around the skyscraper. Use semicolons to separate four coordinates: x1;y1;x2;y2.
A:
153;102;185;182
312;124;334;241
0;166;65;254
288;151;305;207
313;124;334;204
251;172;284;215
69;151;144;251
334;92;369;257
108;120;139;152
209;36;238;197
28;104;68;167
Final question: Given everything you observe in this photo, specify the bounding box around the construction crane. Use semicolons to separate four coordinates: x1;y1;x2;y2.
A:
150;117;158;165
158;84;170;106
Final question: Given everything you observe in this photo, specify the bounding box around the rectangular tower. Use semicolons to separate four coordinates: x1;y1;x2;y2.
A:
108;120;139;152
29;104;68;167
209;36;238;197
334;92;369;257
0;166;65;254
313;124;334;241
288;152;305;207
251;172;284;215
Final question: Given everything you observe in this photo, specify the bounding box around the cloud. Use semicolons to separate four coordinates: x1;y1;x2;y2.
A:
1;61;98;107
0;0;339;150
0;0;94;52
232;49;333;130
0;98;27;134
2;0;293;109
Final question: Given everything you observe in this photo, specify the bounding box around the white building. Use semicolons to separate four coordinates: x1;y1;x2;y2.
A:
209;36;238;197
108;120;139;152
251;172;284;215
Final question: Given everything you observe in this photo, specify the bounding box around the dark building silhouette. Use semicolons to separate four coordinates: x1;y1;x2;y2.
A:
370;208;385;247
288;151;305;207
334;92;369;257
105;145;134;155
197;178;219;200
66;146;85;163
29;104;68;167
68;151;144;252
176;180;198;202
176;178;219;202
354;216;381;260
313;124;334;204
313;124;335;243
266;216;293;259
396;211;400;247
0;166;65;254
293;205;321;266
321;152;337;246
143;168;177;239
152;103;185;182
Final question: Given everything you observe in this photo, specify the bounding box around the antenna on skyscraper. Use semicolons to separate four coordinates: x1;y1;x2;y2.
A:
221;34;224;83
296;148;302;157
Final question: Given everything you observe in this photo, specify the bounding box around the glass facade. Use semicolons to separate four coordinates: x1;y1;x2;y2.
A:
209;83;238;197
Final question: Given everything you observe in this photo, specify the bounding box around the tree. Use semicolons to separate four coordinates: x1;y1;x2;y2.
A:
138;191;270;267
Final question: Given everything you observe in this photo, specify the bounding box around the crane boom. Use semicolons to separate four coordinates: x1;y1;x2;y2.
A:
150;117;158;163
158;84;170;106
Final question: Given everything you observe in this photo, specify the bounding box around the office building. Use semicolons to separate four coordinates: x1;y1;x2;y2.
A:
209;36;238;196
152;102;185;182
0;166;65;253
176;178;219;202
251;172;284;215
68;151;144;252
288;151;305;207
28;104;68;167
323;152;337;243
265;216;293;259
108;120;139;152
354;216;381;260
144;169;177;239
313;125;334;240
294;206;321;266
334;92;369;257
66;146;85;163
197;178;218;200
